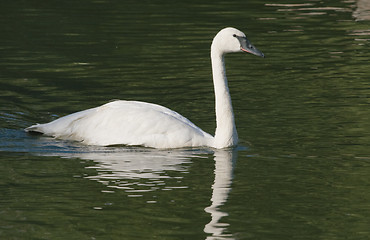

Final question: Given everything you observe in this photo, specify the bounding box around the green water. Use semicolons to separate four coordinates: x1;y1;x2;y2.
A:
1;0;370;239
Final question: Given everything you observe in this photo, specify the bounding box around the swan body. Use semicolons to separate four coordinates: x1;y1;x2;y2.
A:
27;100;213;148
26;27;264;149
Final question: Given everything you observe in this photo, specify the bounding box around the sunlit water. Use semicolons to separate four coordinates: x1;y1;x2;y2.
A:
1;0;370;239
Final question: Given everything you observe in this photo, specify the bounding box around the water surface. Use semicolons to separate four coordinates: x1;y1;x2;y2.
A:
1;0;370;239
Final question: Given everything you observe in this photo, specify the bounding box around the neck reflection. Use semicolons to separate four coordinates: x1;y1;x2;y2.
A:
204;149;237;239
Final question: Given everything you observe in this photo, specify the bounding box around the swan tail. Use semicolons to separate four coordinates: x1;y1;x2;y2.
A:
25;124;44;133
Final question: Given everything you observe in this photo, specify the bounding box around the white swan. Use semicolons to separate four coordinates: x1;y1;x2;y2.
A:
25;27;264;149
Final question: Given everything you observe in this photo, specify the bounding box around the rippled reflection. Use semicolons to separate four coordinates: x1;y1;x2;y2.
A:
71;147;200;195
0;129;237;237
75;147;238;239
70;146;238;238
6;134;207;194
204;149;237;239
265;2;351;15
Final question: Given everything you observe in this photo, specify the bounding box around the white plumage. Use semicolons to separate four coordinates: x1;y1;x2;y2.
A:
27;101;213;148
26;27;264;149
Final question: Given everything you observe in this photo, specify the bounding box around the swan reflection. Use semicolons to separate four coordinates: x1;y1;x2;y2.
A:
23;136;237;238
204;149;237;239
65;145;238;238
56;146;213;193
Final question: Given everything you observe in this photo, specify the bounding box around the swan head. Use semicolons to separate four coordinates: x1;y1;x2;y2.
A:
212;27;264;58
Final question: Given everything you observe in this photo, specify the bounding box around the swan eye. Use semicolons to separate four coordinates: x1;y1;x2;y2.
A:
233;34;237;37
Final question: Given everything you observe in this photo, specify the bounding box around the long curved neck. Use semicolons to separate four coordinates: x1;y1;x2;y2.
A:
211;48;238;148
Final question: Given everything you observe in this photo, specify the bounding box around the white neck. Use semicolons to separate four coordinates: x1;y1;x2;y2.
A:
211;47;238;148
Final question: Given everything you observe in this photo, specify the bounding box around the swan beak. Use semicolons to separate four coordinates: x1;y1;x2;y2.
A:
237;36;265;58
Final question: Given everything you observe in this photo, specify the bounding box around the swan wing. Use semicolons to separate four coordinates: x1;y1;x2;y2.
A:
26;100;213;148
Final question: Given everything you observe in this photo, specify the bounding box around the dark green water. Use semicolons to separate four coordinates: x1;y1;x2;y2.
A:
1;0;370;239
